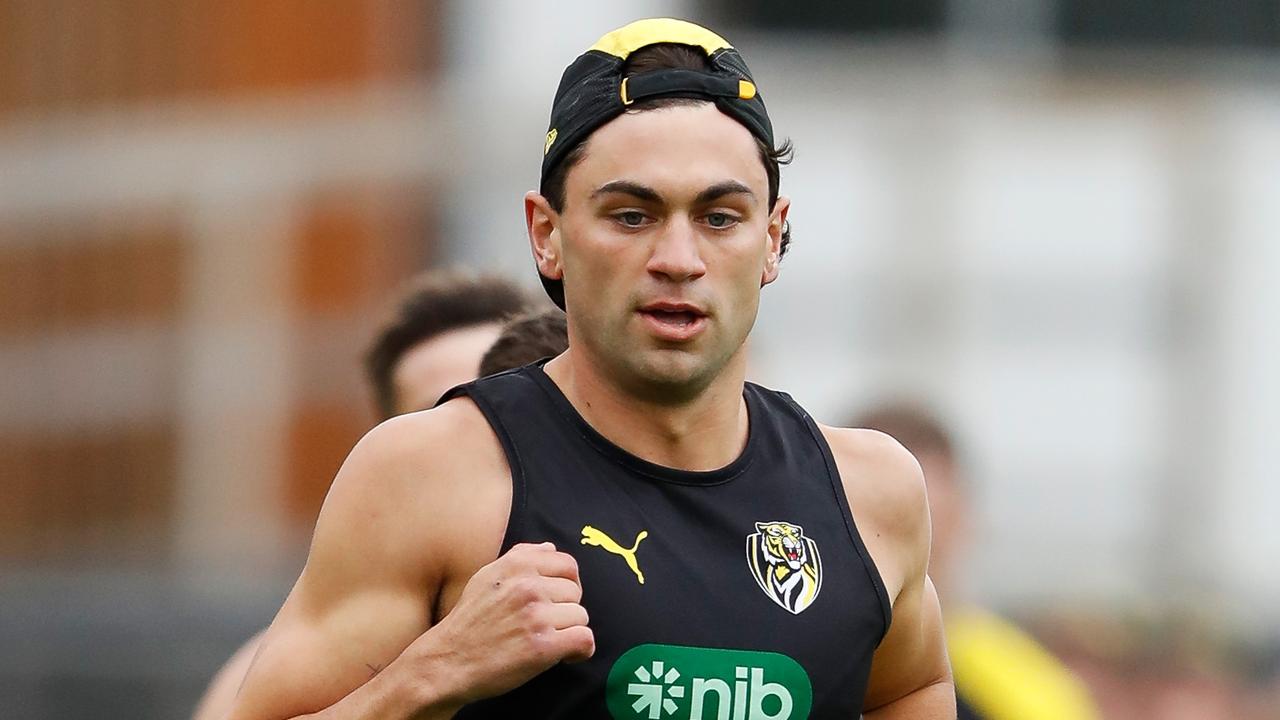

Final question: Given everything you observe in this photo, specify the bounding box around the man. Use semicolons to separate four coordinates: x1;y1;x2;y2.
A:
192;270;532;720
478;308;568;378
227;18;953;719
854;402;1098;720
365;270;535;416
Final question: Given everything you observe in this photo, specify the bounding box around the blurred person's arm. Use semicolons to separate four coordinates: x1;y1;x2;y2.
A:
823;427;956;719
225;402;593;720
946;608;1100;719
191;631;263;720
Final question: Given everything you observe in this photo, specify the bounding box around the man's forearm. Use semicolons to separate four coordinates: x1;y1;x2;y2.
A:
232;652;462;720
305;667;448;720
863;679;956;720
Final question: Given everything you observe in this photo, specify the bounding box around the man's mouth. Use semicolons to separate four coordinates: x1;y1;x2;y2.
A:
642;309;701;326
637;302;708;340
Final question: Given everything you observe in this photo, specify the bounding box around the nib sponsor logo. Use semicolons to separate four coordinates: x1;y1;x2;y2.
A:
626;660;684;717
607;644;813;720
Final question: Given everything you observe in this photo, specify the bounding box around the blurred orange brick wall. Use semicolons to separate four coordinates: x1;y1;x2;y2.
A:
0;0;443;562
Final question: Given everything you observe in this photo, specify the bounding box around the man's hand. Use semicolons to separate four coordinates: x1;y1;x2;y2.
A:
410;542;595;708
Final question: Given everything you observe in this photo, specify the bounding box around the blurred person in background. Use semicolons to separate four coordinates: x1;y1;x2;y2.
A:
364;271;536;418
478;308;569;378
192;269;534;720
225;18;952;720
1033;611;1269;719
853;402;1098;720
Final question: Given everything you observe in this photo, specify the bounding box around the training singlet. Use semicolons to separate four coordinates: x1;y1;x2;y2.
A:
444;363;892;720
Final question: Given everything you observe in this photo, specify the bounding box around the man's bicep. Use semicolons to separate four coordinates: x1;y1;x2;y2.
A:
227;422;438;719
191;630;263;720
230;579;430;719
862;574;951;713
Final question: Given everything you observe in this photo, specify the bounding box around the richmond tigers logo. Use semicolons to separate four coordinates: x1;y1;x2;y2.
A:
746;521;823;614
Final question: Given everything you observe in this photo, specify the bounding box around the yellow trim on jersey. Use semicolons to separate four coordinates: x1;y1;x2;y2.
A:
589;18;731;60
947;608;1099;720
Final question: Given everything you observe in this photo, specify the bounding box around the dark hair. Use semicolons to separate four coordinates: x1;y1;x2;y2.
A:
540;43;793;256
850;401;956;463
479;309;570;377
365;270;531;418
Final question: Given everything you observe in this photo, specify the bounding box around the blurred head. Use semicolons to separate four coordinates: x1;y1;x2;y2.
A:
528;21;792;401
365;271;531;418
479;309;569;377
851;402;968;591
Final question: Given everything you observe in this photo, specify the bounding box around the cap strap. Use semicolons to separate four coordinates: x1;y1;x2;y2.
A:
621;69;752;106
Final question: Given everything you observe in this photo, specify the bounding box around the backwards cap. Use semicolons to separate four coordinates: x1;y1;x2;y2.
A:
536;18;775;309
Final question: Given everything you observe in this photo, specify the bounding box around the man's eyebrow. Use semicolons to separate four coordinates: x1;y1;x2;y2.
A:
694;180;755;205
591;180;662;203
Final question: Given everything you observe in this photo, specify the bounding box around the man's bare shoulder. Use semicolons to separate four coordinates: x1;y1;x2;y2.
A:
365;395;496;457
817;425;930;596
335;396;505;498
820;426;926;518
307;396;510;586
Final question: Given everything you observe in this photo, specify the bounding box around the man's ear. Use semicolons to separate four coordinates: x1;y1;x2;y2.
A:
761;195;790;286
526;191;563;281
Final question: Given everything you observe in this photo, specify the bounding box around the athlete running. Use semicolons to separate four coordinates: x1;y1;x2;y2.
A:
225;19;953;720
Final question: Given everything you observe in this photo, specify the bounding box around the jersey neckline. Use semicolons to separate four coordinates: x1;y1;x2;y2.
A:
525;362;759;486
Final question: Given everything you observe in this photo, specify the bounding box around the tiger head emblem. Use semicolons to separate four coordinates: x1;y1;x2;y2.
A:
746;521;823;614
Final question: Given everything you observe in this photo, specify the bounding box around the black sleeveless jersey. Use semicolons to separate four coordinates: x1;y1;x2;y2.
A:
445;364;891;720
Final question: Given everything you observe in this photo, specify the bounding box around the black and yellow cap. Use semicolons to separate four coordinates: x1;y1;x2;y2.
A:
537;18;774;309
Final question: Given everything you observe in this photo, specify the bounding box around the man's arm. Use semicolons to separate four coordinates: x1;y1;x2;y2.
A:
191;630;263;720
862;576;954;717
822;427;955;719
225;401;594;720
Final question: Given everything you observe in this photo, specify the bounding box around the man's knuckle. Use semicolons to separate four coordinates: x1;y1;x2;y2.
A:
506;543;535;560
525;630;554;660
510;577;542;602
516;597;542;623
570;627;595;653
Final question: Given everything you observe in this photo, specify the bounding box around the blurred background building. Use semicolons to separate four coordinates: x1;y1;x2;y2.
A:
0;1;1277;717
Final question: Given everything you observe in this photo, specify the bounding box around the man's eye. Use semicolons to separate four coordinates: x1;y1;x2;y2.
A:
705;213;736;228
617;211;646;227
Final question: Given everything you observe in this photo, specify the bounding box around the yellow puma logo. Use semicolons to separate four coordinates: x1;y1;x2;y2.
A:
581;525;648;584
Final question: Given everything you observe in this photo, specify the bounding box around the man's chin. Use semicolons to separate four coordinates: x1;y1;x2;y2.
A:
623;349;716;401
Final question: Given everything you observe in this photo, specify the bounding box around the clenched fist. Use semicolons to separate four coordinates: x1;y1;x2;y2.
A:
406;542;594;709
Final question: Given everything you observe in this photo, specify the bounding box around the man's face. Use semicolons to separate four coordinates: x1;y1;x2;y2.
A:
530;103;788;399
391;323;503;414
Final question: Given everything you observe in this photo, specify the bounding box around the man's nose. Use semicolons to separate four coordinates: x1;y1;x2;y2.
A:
646;219;706;283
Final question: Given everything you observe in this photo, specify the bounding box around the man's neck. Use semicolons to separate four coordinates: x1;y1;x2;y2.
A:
542;349;749;472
